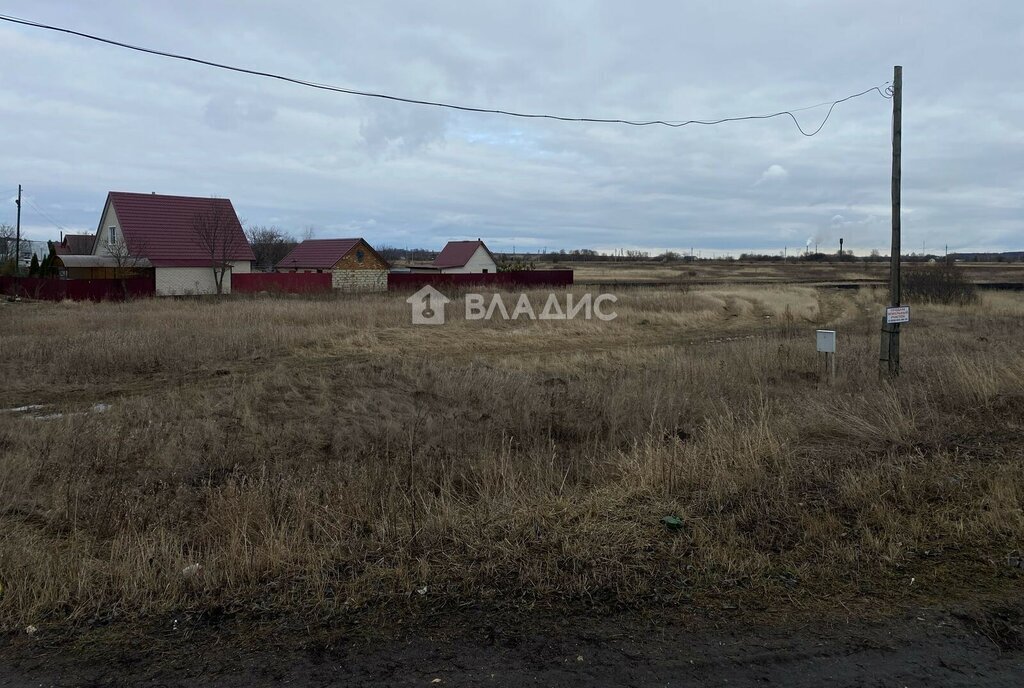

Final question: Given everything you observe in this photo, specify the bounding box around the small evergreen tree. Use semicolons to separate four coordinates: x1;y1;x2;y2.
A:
41;242;57;277
28;254;39;277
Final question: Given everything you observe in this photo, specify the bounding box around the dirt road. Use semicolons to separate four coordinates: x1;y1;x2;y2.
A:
3;605;1022;687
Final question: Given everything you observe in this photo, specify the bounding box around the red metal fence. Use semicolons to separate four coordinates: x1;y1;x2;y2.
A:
232;272;333;294
0;271;573;300
388;270;574;290
0;276;155;301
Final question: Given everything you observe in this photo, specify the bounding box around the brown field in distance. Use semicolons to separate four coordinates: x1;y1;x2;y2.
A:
1;284;1023;634
564;259;1024;286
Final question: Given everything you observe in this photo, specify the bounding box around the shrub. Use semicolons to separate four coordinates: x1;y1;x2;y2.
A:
498;259;536;272
903;261;978;305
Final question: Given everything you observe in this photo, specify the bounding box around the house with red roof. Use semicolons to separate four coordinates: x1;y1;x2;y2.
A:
53;233;96;256
89;192;254;295
429;239;498;274
276;238;389;292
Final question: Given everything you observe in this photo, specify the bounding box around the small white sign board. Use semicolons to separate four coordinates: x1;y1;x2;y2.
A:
816;330;836;353
886;306;910;324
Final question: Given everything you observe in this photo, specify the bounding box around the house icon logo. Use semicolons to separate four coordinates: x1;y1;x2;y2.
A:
407;285;450;325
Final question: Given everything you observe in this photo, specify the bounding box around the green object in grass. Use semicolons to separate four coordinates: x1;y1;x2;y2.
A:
661;515;683;531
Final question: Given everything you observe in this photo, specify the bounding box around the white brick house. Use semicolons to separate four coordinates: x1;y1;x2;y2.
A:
91;192;254;295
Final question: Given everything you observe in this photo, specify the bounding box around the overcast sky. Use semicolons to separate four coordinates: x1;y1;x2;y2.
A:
1;1;1021;255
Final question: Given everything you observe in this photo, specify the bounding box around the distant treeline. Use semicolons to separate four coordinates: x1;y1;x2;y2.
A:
948;251;1024;262
377;246;438;262
530;250;1024;263
385;248;1023;263
244;227;1023;270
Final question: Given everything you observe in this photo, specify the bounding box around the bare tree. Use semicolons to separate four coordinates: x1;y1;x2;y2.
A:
192;202;238;295
245;225;296;272
0;224;16;274
103;236;151;297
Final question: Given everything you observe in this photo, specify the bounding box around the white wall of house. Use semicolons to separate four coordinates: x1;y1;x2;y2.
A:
91;202;120;256
441;246;497;274
154;261;251;295
155;268;219;295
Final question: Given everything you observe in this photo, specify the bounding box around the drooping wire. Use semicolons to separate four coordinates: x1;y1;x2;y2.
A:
26;198;69;233
0;12;891;136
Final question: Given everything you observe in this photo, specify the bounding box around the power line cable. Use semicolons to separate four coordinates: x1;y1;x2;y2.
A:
0;13;890;136
26;198;69;233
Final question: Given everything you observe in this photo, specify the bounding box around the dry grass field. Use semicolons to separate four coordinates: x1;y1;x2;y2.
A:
1;285;1023;637
568;259;1024;286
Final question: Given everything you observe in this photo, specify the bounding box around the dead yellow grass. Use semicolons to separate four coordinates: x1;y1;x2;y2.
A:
0;287;1022;631
569;259;1024;286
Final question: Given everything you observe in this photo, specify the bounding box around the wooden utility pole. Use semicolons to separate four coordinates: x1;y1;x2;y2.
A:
880;65;902;375
13;184;22;296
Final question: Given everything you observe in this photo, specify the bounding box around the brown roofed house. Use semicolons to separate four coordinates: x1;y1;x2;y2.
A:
430;239;497;274
54;234;96;256
276;238;389;292
89;191;255;295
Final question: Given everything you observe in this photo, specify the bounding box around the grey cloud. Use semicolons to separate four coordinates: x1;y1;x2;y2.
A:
359;102;448;156
203;95;276;130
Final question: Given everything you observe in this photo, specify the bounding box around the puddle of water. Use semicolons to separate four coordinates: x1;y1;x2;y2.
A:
8;403;112;421
3;405;46;413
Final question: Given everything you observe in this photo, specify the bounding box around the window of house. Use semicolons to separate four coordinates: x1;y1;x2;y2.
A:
482;268;489;273
356;249;365;263
108;226;117;244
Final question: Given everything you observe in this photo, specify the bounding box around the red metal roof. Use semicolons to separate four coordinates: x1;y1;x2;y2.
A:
54;234;95;256
277;239;361;270
432;240;495;268
107;192;255;268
